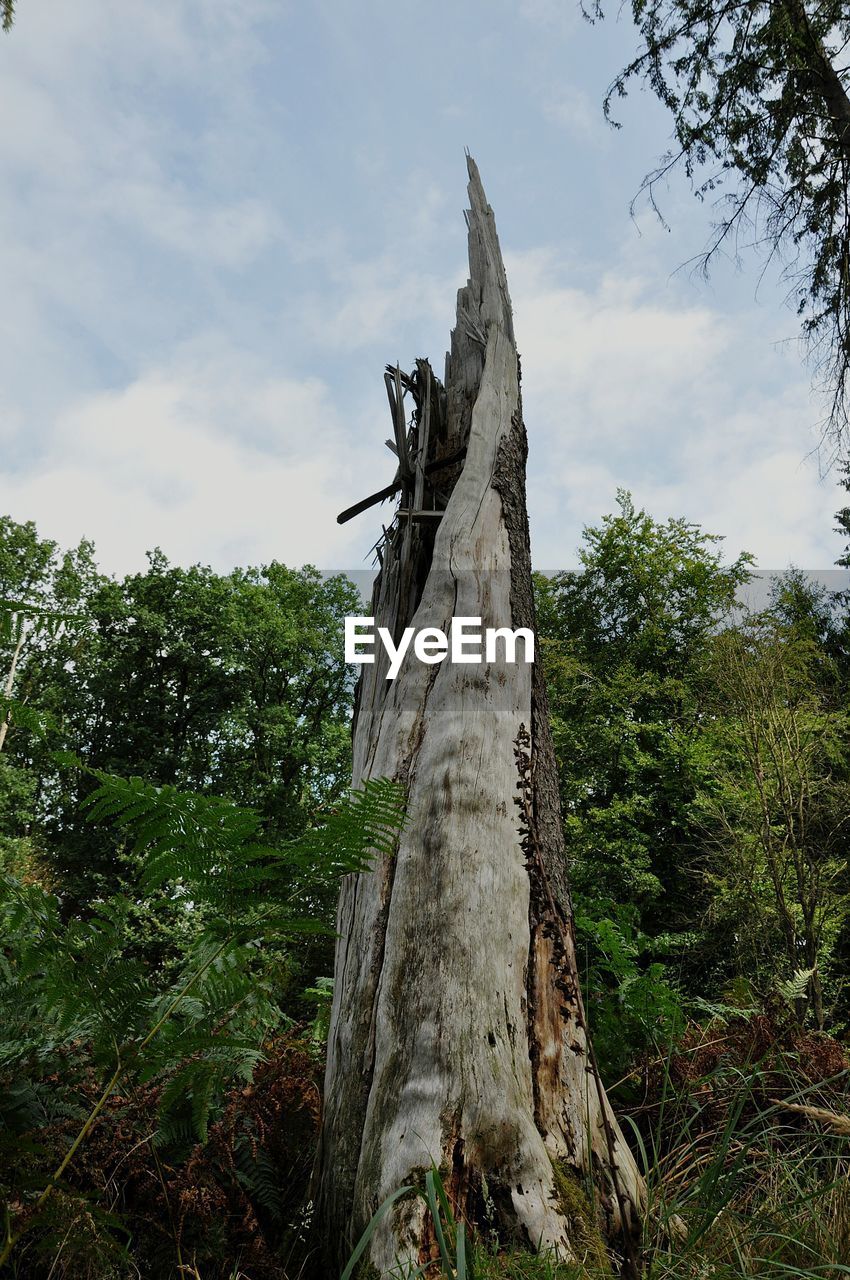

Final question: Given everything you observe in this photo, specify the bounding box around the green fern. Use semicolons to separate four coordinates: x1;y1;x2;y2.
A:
0;772;406;1268
0;595;83;650
233;1139;284;1222
777;966;818;1006
82;770;405;911
155;1059;221;1149
304;975;334;1046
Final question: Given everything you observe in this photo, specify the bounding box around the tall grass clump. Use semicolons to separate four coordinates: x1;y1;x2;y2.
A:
627;1013;850;1280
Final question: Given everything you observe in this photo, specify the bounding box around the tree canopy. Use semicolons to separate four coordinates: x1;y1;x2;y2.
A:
602;0;850;448
0;523;361;925
536;492;850;1073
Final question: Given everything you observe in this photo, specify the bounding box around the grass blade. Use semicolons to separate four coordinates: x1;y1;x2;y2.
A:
340;1185;413;1280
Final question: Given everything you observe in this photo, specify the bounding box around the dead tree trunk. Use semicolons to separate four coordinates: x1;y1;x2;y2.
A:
313;158;645;1275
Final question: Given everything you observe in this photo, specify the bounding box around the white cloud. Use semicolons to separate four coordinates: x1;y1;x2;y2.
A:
1;350;377;576
518;0;580;33
542;86;607;145
303;258;459;353
95;184;281;268
509;249;727;440
0;0;281;292
505;249;842;569
7;0;274;86
3;251;839;581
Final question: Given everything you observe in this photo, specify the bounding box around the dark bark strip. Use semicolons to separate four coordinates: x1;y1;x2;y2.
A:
493;403;641;1272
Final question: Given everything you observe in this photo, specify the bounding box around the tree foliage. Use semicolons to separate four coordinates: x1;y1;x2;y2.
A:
537;491;850;1071
0;528;361;921
536;492;752;1070
537;490;752;917
0;769;405;1268
699;608;850;1027
600;0;850;445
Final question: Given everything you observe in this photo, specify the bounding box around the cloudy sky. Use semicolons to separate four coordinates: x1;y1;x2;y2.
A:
0;0;845;577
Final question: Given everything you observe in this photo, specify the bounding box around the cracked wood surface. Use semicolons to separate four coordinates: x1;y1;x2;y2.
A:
313;157;645;1275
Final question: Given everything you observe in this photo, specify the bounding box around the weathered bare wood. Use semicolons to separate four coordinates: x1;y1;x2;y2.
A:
314;157;645;1276
336;448;469;525
336;480;401;526
396;508;443;523
427;443;466;473
384;367;413;480
413;370;430;512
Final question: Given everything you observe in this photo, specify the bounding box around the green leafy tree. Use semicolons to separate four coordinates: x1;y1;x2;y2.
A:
599;0;850;443
1;519;362;1002
47;552;358;834
536;492;752;1066
698;610;850;1028
0;517;99;755
0;520;100;893
1;535;360;912
537;489;752;922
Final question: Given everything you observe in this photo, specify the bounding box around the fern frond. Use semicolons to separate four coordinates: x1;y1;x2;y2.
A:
83;772;406;914
288;777;407;883
777;966;817;1005
233;1140;285;1221
0;596;83;640
155;1059;219;1147
84;774;260;901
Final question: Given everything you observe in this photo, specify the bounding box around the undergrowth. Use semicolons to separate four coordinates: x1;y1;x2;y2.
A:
2;994;848;1278
337;1013;850;1280
0;770;405;1276
630;1013;850;1280
1;775;848;1278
